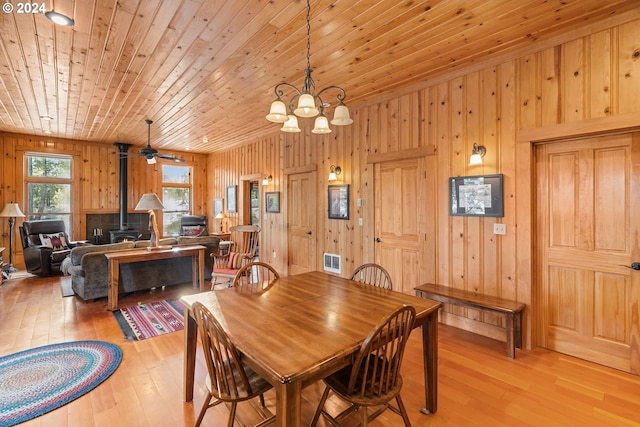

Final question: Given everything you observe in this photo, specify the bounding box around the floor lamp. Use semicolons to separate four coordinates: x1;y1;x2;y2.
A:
0;202;25;274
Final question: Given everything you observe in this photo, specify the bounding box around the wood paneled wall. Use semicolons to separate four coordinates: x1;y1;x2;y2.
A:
1;14;638;348
207;15;640;347
0;133;209;265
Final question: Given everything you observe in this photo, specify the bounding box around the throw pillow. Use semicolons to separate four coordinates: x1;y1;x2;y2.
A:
181;225;201;236
227;252;244;269
39;232;70;251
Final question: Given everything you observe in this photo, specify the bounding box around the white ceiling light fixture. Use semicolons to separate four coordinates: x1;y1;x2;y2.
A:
45;10;75;26
266;0;353;134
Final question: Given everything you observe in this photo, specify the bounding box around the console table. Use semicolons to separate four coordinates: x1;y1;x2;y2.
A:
105;245;205;311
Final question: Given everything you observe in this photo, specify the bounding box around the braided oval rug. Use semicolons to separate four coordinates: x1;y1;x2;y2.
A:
0;340;122;427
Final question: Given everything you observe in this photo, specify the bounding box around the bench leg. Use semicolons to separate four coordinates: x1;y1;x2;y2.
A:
505;313;516;359
515;311;523;350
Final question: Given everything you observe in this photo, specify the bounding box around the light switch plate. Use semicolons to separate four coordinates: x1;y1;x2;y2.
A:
493;223;506;235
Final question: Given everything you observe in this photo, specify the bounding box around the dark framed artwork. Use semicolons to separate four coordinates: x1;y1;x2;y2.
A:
265;192;280;213
449;174;504;217
328;184;349;220
226;185;237;213
213;198;223;217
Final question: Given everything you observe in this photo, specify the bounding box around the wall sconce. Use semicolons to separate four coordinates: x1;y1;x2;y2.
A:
262;174;273;185
469;143;486;166
328;165;342;182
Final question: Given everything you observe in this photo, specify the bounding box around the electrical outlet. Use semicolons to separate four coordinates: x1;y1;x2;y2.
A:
493;223;506;235
358;218;363;226
272;250;276;258
357;198;363;207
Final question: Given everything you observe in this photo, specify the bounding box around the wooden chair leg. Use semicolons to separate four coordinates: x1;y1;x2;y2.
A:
310;386;331;427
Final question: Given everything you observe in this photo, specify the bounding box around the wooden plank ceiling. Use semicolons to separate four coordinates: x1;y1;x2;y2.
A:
0;0;638;154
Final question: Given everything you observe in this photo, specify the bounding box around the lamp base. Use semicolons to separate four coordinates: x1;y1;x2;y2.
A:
146;245;172;252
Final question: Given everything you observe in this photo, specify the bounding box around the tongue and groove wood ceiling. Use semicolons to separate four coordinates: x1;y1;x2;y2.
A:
0;0;638;154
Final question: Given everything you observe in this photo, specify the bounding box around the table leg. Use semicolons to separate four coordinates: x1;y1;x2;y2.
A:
107;259;119;311
198;249;205;291
183;308;197;402
274;381;302;427
419;312;438;414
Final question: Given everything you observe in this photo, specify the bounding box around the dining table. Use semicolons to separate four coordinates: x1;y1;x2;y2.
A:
181;270;442;427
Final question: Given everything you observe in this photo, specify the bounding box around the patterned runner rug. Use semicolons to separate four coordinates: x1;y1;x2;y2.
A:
0;341;122;426
112;299;185;341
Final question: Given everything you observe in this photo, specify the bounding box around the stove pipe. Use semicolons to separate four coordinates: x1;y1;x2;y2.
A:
114;142;133;230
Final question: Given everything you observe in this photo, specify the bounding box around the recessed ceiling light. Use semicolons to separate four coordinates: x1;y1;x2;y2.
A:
202;138;209;143
40;115;54;120
45;11;74;26
44;130;52;134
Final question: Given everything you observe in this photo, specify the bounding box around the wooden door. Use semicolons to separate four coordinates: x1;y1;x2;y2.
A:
535;133;640;374
374;158;427;295
287;171;316;275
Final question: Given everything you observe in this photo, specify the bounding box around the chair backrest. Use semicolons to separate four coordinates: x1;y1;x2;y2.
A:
351;263;393;290
192;301;257;401
233;261;279;292
179;215;208;236
19;220;68;249
229;225;260;257
346;305;415;399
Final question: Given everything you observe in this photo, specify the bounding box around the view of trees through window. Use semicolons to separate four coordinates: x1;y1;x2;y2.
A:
26;154;73;234
162;165;191;235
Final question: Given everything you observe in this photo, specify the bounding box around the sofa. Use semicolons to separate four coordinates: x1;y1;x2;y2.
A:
68;235;219;301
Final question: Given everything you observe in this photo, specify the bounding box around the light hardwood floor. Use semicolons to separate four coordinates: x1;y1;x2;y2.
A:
1;274;639;427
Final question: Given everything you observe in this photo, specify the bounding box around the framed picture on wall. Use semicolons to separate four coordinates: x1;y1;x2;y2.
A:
265;192;280;213
213;198;223;217
328;184;349;220
449;173;504;217
226;185;237;213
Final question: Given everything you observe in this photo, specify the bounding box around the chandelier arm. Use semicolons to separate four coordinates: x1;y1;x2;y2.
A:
274;82;302;98
316;85;348;103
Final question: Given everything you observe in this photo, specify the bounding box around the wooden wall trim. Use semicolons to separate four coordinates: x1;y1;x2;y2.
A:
283;164;317;175
517;113;640;143
366;146;435;164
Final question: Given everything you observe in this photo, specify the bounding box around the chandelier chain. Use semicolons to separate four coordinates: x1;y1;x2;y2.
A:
306;0;311;71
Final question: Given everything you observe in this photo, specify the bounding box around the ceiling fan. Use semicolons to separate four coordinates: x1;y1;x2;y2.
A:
130;119;185;164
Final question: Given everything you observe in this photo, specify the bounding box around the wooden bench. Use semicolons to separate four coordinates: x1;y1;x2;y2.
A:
415;283;525;359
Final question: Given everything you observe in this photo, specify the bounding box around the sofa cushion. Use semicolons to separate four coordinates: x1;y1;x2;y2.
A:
39;232;70;251
134;238;177;248
70;241;135;265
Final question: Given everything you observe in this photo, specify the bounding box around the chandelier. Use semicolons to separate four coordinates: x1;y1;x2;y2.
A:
266;0;353;134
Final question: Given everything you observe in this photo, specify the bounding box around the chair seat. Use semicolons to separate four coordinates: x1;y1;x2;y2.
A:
205;359;272;402
213;267;240;276
324;356;404;407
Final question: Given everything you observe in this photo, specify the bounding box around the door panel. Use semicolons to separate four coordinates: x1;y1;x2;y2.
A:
536;133;640;374
287;172;316;275
374;158;426;294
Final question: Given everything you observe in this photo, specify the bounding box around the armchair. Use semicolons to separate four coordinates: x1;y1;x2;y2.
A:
211;225;260;288
179;215;208;236
19;220;76;276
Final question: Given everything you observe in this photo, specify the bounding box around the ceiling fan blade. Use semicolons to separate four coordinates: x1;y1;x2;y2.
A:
156;153;185;162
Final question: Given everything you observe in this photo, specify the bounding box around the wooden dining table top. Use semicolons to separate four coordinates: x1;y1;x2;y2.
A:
180;270;441;385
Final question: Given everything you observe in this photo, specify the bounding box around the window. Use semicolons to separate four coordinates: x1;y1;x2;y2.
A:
25;154;73;234
162;164;192;236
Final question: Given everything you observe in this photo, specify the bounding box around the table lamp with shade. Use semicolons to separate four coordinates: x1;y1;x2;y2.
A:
135;193;170;251
0;202;26;274
215;212;226;232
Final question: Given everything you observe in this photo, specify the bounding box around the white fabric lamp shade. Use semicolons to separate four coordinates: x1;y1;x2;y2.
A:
135;193;165;210
0;203;25;218
469;153;483;166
